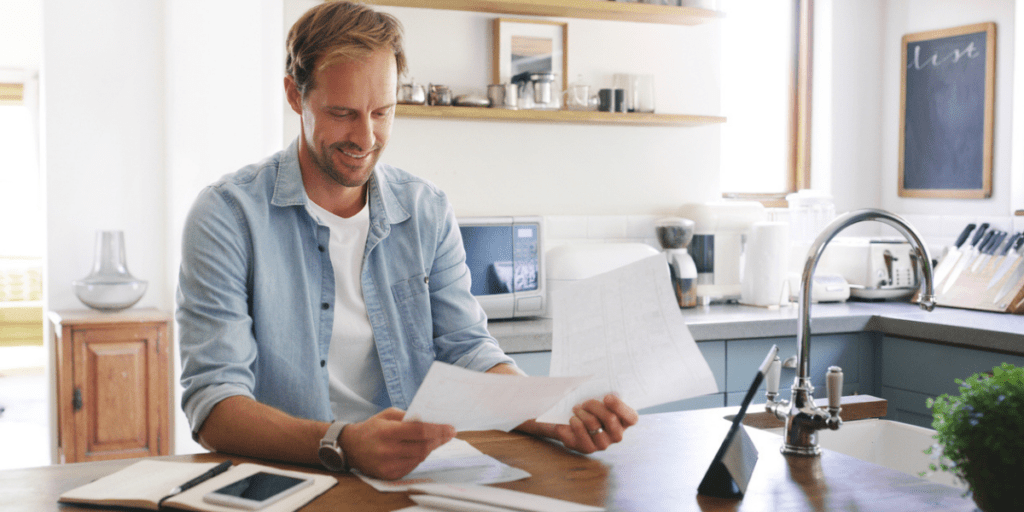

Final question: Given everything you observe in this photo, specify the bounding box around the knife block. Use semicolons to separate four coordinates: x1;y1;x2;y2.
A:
932;254;1024;314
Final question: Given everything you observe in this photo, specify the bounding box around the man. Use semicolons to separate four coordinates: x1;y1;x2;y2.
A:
177;1;637;481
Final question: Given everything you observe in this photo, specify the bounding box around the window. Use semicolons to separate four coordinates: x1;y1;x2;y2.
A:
719;0;812;201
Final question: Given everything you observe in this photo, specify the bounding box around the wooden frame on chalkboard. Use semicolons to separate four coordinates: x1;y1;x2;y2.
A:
899;22;995;199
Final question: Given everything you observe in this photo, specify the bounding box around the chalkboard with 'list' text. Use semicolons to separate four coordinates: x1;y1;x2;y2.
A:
899;22;995;199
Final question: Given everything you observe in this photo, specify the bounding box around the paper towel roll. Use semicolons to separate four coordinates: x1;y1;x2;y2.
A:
741;221;791;307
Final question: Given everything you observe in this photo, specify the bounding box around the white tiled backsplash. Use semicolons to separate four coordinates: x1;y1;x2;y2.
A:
544;213;1024;262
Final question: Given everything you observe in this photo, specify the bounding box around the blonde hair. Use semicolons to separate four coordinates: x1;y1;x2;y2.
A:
286;1;406;97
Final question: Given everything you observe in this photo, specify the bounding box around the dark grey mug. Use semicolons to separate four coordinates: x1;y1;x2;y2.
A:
598;88;625;112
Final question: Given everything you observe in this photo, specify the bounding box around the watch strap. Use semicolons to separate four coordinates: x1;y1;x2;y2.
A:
321;420;346;448
319;420;349;471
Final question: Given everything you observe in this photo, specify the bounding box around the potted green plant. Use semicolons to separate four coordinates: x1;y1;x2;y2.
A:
926;362;1024;512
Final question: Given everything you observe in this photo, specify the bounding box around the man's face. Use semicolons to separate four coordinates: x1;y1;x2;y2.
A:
288;49;398;190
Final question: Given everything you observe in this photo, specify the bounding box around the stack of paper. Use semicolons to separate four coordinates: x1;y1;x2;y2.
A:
401;483;604;512
357;438;530;492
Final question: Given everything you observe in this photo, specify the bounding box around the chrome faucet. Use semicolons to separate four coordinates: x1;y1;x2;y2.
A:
764;208;936;456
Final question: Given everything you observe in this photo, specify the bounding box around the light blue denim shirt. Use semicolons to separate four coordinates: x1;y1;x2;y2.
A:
177;140;514;434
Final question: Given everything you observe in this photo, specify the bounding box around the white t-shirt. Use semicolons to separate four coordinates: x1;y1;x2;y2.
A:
305;199;386;422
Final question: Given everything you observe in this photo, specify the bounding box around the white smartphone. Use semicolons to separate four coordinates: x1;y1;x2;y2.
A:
202;471;314;510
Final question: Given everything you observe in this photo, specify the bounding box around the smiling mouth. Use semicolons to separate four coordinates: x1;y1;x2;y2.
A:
341;149;370;159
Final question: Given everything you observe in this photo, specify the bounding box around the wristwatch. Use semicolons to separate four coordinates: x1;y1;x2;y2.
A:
318;420;350;472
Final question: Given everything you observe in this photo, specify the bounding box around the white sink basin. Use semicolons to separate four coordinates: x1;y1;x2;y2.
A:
765;419;965;489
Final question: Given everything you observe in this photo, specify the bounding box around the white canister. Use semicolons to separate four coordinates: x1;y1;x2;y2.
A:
741;221;791;307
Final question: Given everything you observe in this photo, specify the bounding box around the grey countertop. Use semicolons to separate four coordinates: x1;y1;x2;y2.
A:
489;301;1024;356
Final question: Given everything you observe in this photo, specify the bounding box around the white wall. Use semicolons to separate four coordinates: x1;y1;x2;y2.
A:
0;0;41;69
821;0;887;217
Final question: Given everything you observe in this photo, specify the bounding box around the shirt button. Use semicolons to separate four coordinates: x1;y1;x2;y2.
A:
321;360;326;367
321;303;329;310
318;245;325;252
424;276;429;284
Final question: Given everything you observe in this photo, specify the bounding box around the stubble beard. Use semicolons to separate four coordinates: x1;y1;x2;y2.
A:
309;139;384;189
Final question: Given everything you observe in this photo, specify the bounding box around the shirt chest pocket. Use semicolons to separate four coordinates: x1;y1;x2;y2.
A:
391;273;434;354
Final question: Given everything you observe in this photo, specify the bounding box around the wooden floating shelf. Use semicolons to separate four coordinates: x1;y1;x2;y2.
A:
396;104;725;127
364;0;723;26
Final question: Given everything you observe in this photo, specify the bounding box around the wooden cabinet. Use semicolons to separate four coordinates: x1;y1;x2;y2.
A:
50;309;172;463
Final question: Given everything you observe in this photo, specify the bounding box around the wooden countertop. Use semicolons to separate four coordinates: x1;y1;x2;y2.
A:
2;407;973;512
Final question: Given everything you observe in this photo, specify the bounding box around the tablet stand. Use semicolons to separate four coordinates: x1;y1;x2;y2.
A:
697;345;778;499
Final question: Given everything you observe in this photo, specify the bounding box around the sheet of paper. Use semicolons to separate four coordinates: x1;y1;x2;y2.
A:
404;361;592;432
409;483;605;512
538;254;719;424
356;439;530;492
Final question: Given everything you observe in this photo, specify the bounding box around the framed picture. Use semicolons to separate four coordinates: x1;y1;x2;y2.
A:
899;22;995;199
492;18;568;93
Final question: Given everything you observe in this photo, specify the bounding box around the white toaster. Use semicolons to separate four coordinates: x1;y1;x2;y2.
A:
819;237;919;300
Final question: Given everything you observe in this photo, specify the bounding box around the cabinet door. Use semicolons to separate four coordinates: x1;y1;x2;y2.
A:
880;336;1024;428
70;323;168;462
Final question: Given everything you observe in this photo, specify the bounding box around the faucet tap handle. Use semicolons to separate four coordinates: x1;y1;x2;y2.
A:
765;356;781;401
826;366;843;410
826;366;843;430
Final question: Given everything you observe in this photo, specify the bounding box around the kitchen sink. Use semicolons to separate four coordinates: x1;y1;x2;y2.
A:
763;418;965;489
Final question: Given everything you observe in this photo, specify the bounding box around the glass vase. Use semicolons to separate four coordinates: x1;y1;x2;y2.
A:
73;230;147;312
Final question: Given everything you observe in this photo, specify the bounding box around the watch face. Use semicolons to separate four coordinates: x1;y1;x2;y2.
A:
318;446;345;472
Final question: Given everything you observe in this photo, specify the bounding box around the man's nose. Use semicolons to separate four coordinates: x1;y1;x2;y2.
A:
349;115;376;151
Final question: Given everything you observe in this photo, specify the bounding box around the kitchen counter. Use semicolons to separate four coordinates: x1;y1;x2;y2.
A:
489;301;1024;355
4;406;975;511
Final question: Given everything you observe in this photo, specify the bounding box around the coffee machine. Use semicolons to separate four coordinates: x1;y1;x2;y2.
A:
679;201;765;304
655;218;697;308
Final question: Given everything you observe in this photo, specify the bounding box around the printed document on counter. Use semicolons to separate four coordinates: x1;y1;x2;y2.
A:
357;439;530;492
538;254;719;424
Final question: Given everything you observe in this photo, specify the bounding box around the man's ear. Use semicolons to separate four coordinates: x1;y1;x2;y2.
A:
284;75;303;115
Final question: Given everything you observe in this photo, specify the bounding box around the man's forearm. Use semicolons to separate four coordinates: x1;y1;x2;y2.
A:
197;395;330;466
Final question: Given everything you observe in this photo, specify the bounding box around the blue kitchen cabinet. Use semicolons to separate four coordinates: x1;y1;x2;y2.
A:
724;332;877;407
879;336;1024;428
508;340;727;414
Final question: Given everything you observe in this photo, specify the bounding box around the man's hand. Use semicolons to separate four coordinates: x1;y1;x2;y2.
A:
485;363;639;453
521;394;639;453
341;408;456;480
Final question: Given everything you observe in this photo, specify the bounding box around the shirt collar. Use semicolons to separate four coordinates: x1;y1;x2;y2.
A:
272;138;410;226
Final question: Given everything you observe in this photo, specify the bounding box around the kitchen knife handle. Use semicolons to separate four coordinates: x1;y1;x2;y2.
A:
976;231;995;254
988;232;1007;255
953;224;976;248
970;223;990;247
996;233;1015;256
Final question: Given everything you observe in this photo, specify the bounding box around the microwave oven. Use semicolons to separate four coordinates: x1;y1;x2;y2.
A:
458;216;545;319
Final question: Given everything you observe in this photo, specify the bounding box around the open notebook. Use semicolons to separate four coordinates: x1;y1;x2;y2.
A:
58;460;336;512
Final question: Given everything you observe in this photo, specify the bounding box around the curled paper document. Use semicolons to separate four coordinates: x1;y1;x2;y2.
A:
404;361;592;432
538;254;719;424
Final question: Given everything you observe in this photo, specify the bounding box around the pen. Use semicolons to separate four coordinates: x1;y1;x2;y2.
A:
169;460;233;495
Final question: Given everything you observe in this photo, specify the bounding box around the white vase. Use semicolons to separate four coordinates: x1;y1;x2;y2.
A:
72;230;147;312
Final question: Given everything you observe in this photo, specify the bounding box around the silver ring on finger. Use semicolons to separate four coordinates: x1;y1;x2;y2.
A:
588;428;603;435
